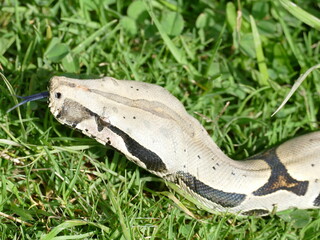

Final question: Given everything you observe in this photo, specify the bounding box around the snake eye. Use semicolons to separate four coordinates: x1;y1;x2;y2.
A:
55;92;62;99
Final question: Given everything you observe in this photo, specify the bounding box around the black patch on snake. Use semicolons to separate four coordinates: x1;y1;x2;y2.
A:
56;98;95;126
176;171;246;208
314;193;320;206
241;209;270;216
106;124;167;172
94;115;109;132
250;148;309;196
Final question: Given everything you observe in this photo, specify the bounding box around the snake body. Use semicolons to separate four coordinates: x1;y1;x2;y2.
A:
47;76;320;216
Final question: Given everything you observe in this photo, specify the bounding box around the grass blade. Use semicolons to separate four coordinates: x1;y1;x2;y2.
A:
273;6;306;67
143;0;199;76
71;20;118;55
272;63;320;116
279;0;320;30
40;220;89;240
250;15;269;86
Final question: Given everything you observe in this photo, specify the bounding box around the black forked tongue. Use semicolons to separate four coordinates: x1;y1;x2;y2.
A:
7;91;49;113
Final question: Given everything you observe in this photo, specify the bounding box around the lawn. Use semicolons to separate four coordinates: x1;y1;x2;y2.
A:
1;0;320;239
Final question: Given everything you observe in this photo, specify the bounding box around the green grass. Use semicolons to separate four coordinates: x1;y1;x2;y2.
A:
1;0;320;239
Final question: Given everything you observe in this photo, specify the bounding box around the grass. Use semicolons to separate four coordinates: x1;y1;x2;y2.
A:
0;0;320;239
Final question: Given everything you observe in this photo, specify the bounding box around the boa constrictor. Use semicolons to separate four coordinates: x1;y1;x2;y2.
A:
12;76;320;216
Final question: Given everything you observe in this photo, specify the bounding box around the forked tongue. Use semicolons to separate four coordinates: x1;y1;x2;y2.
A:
7;92;49;113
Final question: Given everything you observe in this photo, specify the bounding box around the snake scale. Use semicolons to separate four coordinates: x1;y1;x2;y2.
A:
12;76;320;216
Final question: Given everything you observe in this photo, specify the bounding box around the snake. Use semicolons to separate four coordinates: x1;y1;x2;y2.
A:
10;76;320;216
